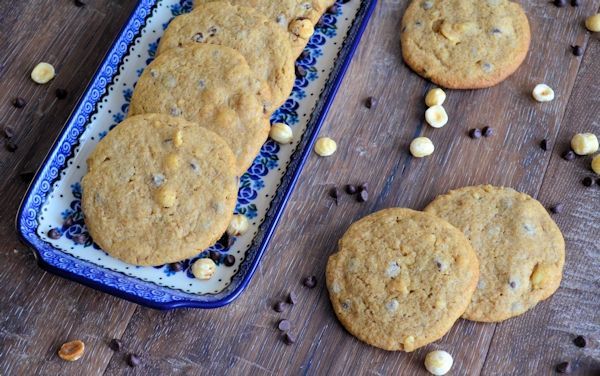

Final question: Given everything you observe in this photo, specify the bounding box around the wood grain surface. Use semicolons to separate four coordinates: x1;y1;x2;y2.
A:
1;0;599;375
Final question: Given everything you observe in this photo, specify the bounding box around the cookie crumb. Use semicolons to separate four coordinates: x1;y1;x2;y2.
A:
58;340;85;362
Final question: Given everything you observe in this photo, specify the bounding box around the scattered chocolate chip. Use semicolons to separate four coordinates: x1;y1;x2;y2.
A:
2;126;15;139
72;234;87;244
283;332;296;345
209;250;221;263
287;292;298;305
562;150;576;161
224;254;236;267
273;301;286;313
64;216;74;227
365;96;377;109
550;203;564;214
12;97;26;108
19;170;35;183
571;45;583;57
482;126;494;137
278;319;291;332
571;0;580;6
573;335;586;348
345;184;357;195
540;139;549;151
302;275;317;289
555;361;570;374
48;228;61;239
327;4;339;14
5;140;18;152
357;189;369;203
582;176;594;187
553;0;567;7
218;232;234;248
126;353;141;367
299;50;310;60
74;0;86;7
469;128;482;139
295;64;306;78
109;338;122;352
169;262;183;272
55;88;68;99
329;187;339;204
359;183;368;192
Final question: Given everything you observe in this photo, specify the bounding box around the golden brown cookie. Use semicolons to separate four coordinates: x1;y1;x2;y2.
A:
128;44;269;175
425;185;565;322
157;2;295;112
194;0;336;56
400;0;531;89
82;114;238;266
326;208;479;352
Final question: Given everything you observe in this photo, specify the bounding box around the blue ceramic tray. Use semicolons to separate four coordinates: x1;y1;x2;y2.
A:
17;0;377;309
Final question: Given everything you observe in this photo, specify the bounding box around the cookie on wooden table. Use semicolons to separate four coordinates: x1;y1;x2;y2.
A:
128;44;269;175
425;185;565;322
400;0;531;89
158;1;295;112
82;114;238;266
194;0;336;57
326;208;479;352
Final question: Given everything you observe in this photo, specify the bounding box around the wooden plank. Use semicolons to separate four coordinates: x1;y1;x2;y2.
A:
0;1;140;375
481;36;600;376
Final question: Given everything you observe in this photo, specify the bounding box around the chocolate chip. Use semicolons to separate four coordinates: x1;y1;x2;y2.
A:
469;128;482;139
295;64;306;78
55;88;68;99
553;0;566;7
287;292;297;305
555;361;570;374
109;338;122;352
562;150;576;161
329;187;339;204
345;184;357;195
5;140;18;152
365;96;376;109
571;0;580;6
283;332;296;345
299;50;310;60
573;335;586;348
64;216;74;227
209;250;221;263
550;203;564;214
19;171;35;183
327;4;339;14
597;178;600;186
357;189;368;203
359;183;368;191
218;232;234;248
540;139;549;151
74;0;86;7
273;301;286;313
582;176;594;187
2;126;14;139
126;353;141;367
302;275;317;289
224;254;235;267
278;319;291;332
169;262;183;272
12;97;26;108
482;126;494;137
48;228;61;239
73;234;87;244
571;45;583;56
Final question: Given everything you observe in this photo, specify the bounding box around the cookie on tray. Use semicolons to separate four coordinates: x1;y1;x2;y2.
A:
128;44;269;175
425;185;565;322
157;1;295;112
326;208;479;352
194;0;336;57
400;0;531;89
82;114;238;266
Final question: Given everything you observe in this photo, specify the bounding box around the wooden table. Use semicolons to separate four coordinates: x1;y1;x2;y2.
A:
1;1;599;375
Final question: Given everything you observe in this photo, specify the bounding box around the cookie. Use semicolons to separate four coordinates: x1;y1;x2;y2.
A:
157;2;295;112
326;208;479;352
400;0;531;89
194;0;336;57
82;114;238;266
128;44;270;175
425;185;565;322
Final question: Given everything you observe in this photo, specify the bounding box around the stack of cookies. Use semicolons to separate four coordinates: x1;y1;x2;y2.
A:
326;185;565;351
81;0;335;268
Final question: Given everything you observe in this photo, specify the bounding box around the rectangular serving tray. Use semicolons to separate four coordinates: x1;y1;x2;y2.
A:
17;0;377;309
